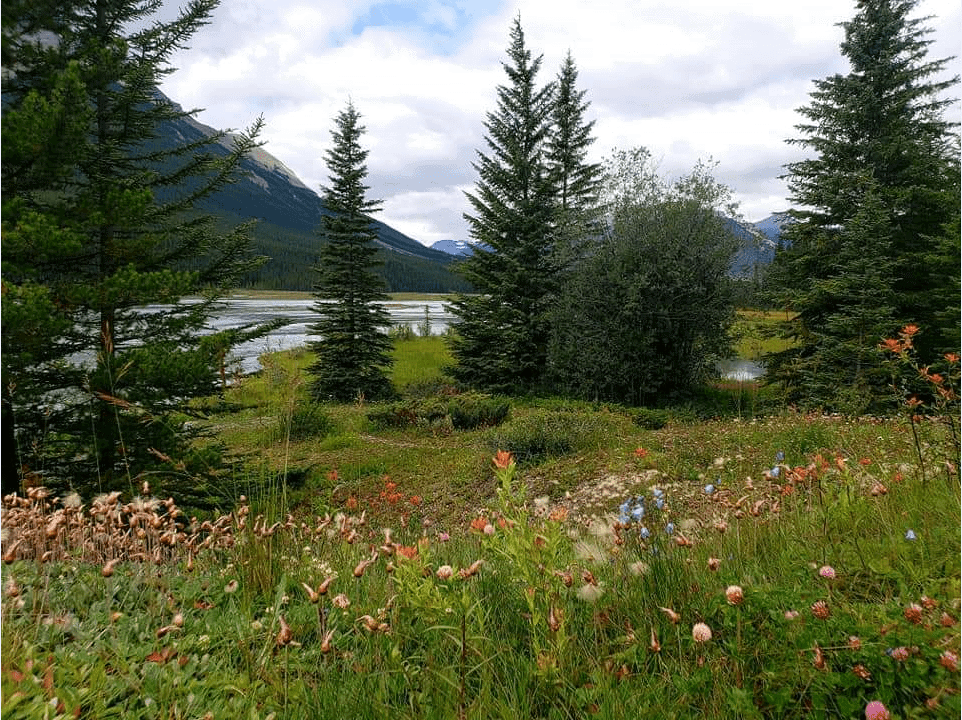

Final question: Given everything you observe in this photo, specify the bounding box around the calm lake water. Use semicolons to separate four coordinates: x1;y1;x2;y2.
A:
210;298;453;374
207;297;764;381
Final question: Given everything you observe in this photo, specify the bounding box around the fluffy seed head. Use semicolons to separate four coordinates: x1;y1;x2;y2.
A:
691;622;712;643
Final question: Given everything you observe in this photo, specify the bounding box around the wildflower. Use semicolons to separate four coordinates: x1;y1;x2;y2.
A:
725;585;744;605
634;447;649;458
818;565;836;579
437;532;450;542
811;600;831;620
276;616;293;646
691;622;712;643
813;644;826;670
548;605;563;632
469;516;488;532
703;484;715;495
639;526;650;540
435;565;454;581
940;612;956;627
665;522;675;535
890;646;909;662
714;521;728;533
904;529;917;541
864;700;890;720
940;650;958;672
707;557;721;571
320;629;335;654
224;580;239;594
655;498;666;511
903;603;923;624
784;610;799;620
660;607;681;624
920;595;938;610
853;664;871;680
459;559;484;579
492;450;513;469
482;524;495;535
332;593;351;610
775;451;785;462
649;628;661;652
847;636;861;650
770;466;780;478
881;337;903;353
576;584;604;603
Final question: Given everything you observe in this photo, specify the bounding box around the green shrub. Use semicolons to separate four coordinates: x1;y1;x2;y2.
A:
486;410;606;465
366;398;448;430
628;407;671;429
283;402;337;441
448;392;510;430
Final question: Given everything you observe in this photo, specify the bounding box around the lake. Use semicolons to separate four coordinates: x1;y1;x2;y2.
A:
208;297;764;381
209;298;453;374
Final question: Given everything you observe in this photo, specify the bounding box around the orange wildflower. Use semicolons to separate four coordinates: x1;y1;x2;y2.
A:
900;324;919;337
394;545;418;560
633;447;649;458
945;353;959;364
493;450;513;469
409;495;422;507
880;337;903;353
469;516;488;532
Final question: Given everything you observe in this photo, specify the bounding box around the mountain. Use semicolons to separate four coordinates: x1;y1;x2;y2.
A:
753;212;793;247
725;217;779;279
157;94;472;293
429;239;474;256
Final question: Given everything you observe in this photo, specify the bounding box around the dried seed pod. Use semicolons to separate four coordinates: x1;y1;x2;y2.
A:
276;615;293;646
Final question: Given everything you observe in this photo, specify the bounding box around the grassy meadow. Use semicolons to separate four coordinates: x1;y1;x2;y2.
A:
2;315;960;719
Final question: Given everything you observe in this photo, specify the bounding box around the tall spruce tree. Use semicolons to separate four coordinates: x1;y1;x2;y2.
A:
766;0;960;410
1;0;270;503
448;16;559;393
546;50;603;258
307;102;394;403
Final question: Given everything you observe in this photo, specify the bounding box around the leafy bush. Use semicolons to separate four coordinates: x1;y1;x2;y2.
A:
367;398;448;430
486;410;606;465
282;402;337;441
448;393;510;430
628;407;671;429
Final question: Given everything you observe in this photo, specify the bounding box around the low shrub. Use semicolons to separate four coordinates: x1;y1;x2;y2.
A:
278;402;337;441
448;393;510;430
367;398;448;430
628;407;672;429
486;410;607;465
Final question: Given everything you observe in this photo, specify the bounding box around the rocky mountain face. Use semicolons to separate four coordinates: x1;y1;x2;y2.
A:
157;93;471;292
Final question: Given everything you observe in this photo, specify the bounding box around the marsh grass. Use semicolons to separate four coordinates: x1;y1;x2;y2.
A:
3;331;959;719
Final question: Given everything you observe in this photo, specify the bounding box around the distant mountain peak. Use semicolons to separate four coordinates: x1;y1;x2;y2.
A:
430;239;474;256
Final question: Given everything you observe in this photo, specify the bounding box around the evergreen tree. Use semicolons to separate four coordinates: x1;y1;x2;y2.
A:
1;0;270;503
767;0;960;409
448;16;559;393
307;102;394;403
546;50;603;258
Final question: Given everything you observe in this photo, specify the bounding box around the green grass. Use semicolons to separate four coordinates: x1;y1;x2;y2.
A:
730;309;797;360
3;333;959;719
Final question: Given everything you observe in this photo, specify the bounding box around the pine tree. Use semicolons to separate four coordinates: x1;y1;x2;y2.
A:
307;102;394;403
546;50;603;258
767;0;960;409
1;0;270;503
448;16;559;393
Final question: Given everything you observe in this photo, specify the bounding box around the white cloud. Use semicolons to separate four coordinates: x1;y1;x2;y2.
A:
160;0;962;244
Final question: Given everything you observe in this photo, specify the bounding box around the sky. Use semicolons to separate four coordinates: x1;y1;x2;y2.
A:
158;0;961;247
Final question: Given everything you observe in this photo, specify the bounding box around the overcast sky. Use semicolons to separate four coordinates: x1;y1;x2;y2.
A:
158;0;961;246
